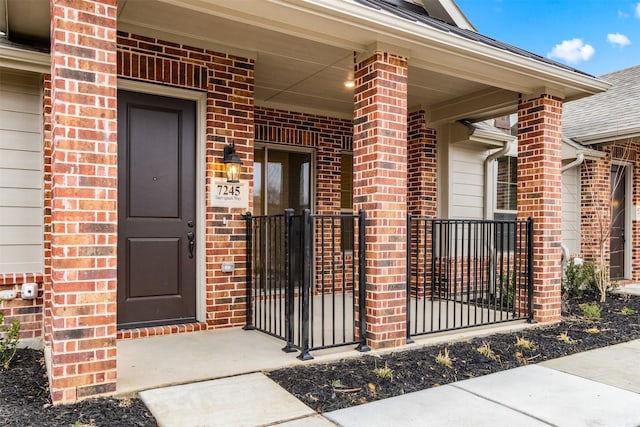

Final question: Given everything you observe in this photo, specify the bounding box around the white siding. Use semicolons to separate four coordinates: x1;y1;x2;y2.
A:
0;69;43;274
449;144;487;219
562;166;581;255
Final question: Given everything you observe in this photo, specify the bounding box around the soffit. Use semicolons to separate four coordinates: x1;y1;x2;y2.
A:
1;0;608;122
117;0;493;119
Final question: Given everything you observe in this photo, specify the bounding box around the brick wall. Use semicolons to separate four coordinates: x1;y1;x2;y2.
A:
517;94;563;323
354;50;408;348
0;273;43;341
255;107;353;216
580;155;611;266
116;31;255;330
581;141;640;282
49;0;118;402
407;110;437;218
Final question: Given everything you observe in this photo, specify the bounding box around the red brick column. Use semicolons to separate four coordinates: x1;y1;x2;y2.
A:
353;50;408;348
407;110;437;217
49;0;118;402
580;156;611;265
632;147;640;281
517;94;563;323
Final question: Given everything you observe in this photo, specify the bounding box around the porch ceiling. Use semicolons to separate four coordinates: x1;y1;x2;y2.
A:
3;0;609;122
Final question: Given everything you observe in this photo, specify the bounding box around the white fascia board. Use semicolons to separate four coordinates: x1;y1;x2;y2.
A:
438;0;476;31
0;44;50;74
573;127;640;145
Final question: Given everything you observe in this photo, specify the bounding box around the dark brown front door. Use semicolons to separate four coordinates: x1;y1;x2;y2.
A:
117;90;197;328
610;164;626;279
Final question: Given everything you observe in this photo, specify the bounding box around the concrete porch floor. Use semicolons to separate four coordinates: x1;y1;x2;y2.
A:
116;327;360;396
116;319;534;396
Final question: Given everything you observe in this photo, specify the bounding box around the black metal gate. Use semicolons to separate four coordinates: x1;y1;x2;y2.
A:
244;209;369;359
406;215;534;338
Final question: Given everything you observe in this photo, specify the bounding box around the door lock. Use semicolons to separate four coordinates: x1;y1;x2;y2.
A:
187;231;195;258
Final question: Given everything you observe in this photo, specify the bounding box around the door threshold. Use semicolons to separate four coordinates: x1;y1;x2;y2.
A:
117;321;208;340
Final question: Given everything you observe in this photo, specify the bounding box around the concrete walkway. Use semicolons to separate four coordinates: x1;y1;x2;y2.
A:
140;339;640;427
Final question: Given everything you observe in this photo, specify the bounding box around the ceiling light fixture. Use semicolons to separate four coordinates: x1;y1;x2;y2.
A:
344;80;355;88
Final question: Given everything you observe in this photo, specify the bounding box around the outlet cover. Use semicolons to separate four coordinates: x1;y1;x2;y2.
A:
1;290;17;300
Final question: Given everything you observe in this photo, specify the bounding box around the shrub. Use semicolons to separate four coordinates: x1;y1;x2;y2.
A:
621;307;637;316
580;303;602;320
563;258;598;297
0;312;20;369
498;272;516;311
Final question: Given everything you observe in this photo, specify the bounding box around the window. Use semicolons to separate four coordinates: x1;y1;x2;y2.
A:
496;156;517;211
341;153;354;252
495;156;517;251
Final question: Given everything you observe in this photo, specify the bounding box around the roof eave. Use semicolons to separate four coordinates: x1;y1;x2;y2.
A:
572;127;640;145
296;0;610;99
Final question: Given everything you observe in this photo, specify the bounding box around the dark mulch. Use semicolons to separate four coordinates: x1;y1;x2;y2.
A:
0;349;156;427
268;294;640;413
1;295;638;425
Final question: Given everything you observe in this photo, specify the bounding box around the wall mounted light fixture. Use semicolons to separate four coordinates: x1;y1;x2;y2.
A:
223;142;242;183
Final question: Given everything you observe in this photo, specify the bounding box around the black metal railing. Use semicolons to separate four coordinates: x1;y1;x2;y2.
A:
244;209;369;359
406;215;534;338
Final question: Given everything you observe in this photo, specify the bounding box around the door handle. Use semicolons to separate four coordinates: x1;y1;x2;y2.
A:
187;231;195;259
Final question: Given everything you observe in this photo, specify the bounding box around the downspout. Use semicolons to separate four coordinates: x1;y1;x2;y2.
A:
483;140;512;219
483;139;512;298
560;153;584;264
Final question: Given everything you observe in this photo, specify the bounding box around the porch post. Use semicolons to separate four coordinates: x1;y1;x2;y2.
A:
516;93;563;323
580;157;611;266
407;110;437;218
353;47;408;348
49;0;118;402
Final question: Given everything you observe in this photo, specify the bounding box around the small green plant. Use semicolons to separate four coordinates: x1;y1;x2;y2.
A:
585;327;600;335
515;336;535;350
580;303;602;319
373;362;393;380
435;348;452;368
331;379;343;388
621;307;637;316
476;341;497;361
557;331;576;344
498;271;516;310
562;258;598;297
0;312;20;369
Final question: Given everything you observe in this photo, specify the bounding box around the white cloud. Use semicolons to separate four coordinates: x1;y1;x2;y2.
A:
607;33;631;46
547;39;595;63
619;9;629;18
636;2;640;18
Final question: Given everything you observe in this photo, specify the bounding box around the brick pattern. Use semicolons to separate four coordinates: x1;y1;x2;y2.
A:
580;156;611;266
116;31;255;329
580;141;640;282
0;273;44;341
517;94;563;323
255;108;353;216
353;51;408;348
631;144;640;281
43;74;53;345
407;110;437;218
49;0;118;402
117;322;208;340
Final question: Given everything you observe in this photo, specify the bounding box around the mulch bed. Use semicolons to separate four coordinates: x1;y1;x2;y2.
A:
1;294;638;425
268;294;640;413
0;350;156;427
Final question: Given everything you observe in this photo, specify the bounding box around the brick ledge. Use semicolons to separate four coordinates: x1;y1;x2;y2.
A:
117;322;209;340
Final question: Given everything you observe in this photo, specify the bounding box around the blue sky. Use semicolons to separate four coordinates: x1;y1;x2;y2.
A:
455;0;640;76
